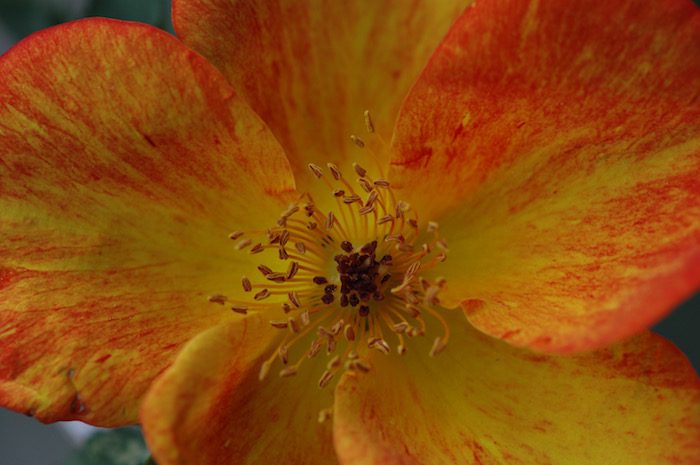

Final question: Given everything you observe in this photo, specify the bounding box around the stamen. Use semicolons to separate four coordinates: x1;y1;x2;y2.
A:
363;110;375;134
350;135;365;148
215;122;451;392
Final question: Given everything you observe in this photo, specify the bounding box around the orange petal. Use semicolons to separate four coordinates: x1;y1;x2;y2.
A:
0;19;295;425
172;0;472;189
389;0;700;351
141;316;338;465
333;314;700;465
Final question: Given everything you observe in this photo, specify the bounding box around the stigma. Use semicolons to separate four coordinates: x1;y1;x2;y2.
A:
208;113;450;395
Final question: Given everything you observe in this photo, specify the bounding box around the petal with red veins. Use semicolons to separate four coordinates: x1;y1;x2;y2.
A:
334;315;700;465
172;0;472;188
142;316;338;465
389;0;700;352
0;19;294;425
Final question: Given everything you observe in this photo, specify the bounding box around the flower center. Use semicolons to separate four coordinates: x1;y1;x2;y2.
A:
208;113;450;405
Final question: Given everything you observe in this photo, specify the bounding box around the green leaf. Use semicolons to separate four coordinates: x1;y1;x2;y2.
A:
61;427;150;465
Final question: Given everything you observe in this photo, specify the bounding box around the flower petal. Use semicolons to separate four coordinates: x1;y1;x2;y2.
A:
172;0;471;187
333;315;700;465
0;19;295;425
141;316;338;465
389;0;700;351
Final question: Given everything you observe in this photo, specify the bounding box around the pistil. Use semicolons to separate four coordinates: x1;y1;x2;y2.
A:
208;112;451;397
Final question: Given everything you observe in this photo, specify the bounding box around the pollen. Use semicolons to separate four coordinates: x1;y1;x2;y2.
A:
210;111;450;394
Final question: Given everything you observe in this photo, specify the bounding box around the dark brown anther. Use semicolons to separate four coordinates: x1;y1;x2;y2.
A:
380;255;393;264
333;189;345;197
313;276;329;285
359;305;370;317
360;240;377;255
257;265;273;276
349;294;360;307
340;241;354;253
278;247;289;260
325;284;337;293
321;293;335;305
340;294;349;307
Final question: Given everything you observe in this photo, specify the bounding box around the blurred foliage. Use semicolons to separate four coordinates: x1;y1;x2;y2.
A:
85;0;171;30
60;428;151;465
0;0;171;45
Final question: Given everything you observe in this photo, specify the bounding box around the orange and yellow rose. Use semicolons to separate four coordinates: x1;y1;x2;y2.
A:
1;1;699;464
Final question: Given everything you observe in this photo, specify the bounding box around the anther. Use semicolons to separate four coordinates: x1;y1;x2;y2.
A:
308;340;322;358
288;291;301;308
308;163;323;178
327;163;342;180
278;345;289;364
288;317;300;334
324;284;337;293
294;242;306;254
241;276;252;292
359;305;370;316
286;261;299;280
364;110;375;133
254;289;271;301
373;179;391;188
235;238;252;250
353;162;367;177
357;178;373;192
326;211;335;229
270;320;288;329
231;305;248;314
424;285;441;305
319;370;334;388
228;231;244;240
368;337;390;354
279;230;290;246
278;247;289;260
333;189;345;197
321;293;335;304
344;324;356;341
429;337;448;357
365;190;379;206
358;204;376;215
392;322;410;333
257;265;273;276
350;135;365;148
280;366;298;377
327;355;341;370
340;240;354;252
266;272;286;283
208;294;227;305
313;276;328;285
377;214;393;225
427;221;439;232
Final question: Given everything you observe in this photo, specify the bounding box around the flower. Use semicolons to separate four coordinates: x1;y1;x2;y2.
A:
1;0;699;463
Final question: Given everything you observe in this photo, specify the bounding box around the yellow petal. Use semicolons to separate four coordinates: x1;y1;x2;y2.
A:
334;313;700;465
173;0;472;190
0;19;294;425
389;0;700;352
142;316;338;465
